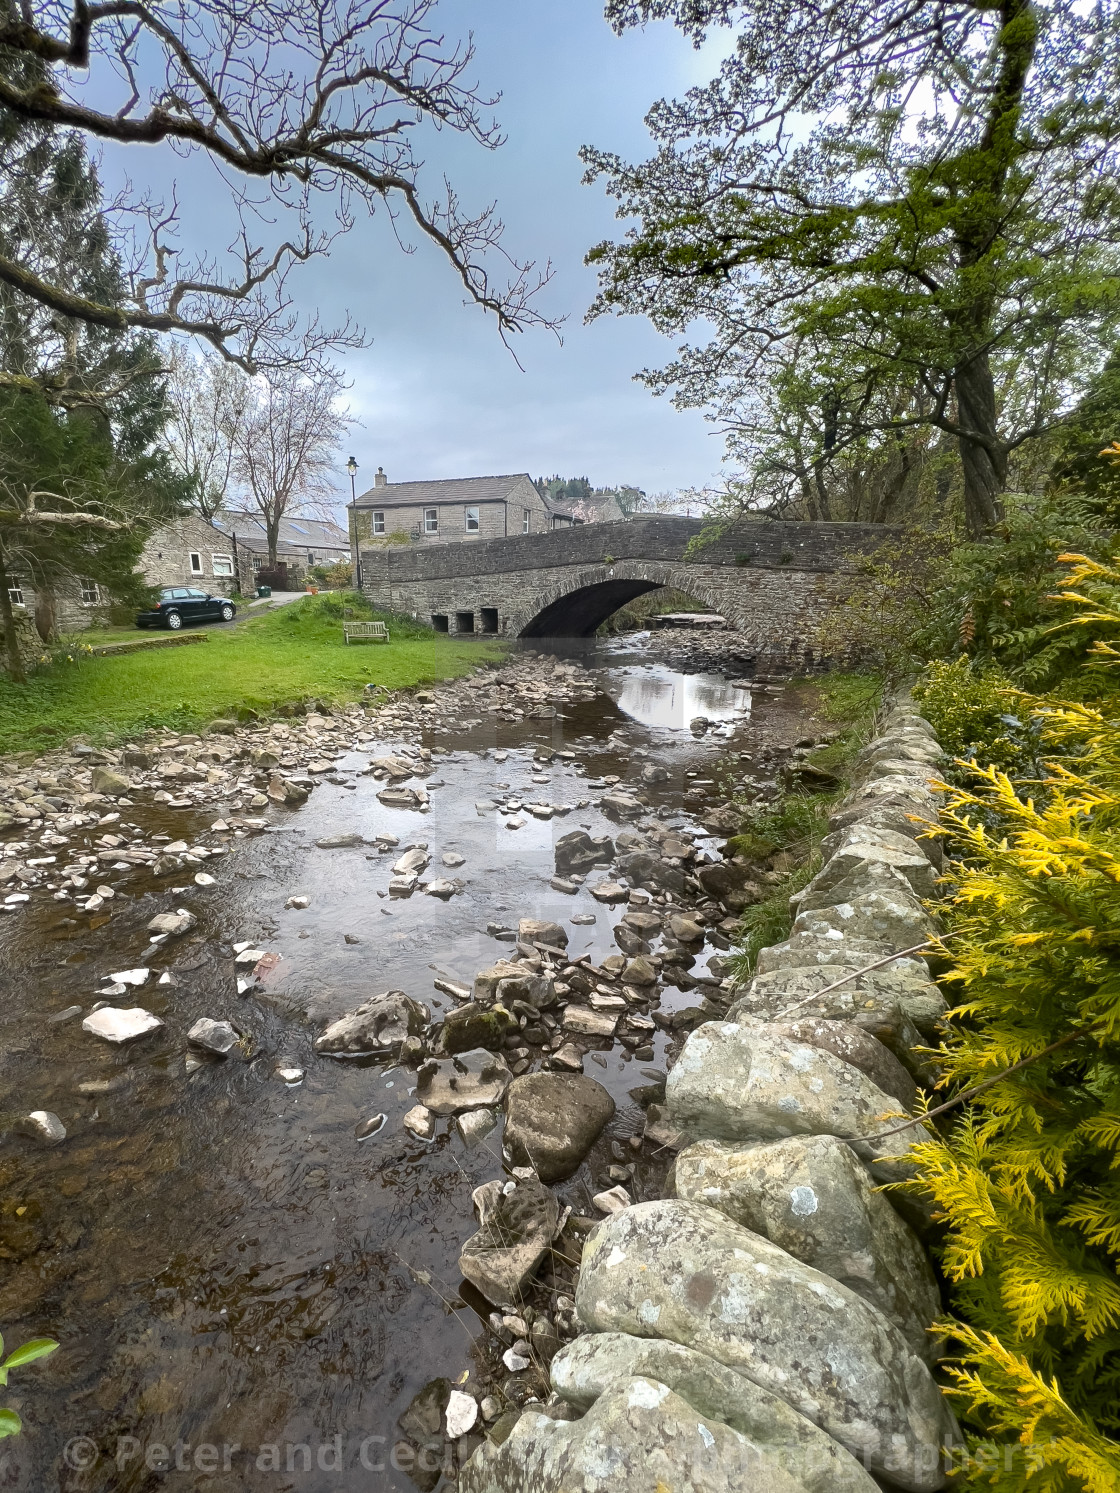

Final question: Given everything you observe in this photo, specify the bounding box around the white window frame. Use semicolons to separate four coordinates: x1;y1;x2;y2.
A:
7;587;24;607
211;554;234;578
189;552;203;575
371;511;386;535
522;508;532;533
465;506;480;533
251;555;263;570
423;507;439;535
80;577;100;604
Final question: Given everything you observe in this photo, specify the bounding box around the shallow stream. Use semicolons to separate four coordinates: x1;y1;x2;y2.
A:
0;638;815;1492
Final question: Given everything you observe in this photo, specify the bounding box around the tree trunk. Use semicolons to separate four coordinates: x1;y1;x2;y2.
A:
266;512;280;568
0;542;27;684
954;352;1007;537
811;460;832;521
796;468;821;522
34;588;57;643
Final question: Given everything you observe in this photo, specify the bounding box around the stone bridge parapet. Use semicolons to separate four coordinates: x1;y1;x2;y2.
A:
358;516;895;669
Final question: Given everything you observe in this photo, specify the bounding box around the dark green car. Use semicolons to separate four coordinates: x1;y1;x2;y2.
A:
136;587;236;630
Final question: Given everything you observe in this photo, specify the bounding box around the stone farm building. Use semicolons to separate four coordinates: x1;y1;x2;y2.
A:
210;511;351;587
348;471;604;553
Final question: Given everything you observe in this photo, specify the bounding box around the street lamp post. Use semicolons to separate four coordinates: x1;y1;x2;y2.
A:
346;456;360;591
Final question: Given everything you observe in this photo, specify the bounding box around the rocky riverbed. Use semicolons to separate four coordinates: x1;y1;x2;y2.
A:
464;686;956;1493
0;638;840;1491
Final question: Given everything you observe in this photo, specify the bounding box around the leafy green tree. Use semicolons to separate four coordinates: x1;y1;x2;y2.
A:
585;0;1120;537
1049;354;1120;524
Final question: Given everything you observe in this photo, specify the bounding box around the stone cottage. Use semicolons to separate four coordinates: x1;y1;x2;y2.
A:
349;471;558;552
137;513;243;597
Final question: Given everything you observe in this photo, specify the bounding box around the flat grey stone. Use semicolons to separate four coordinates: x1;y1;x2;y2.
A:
315;991;430;1056
417;1048;512;1115
673;1135;941;1359
459;1176;559;1305
82;1007;163;1044
550;1333;878;1493
575;1200;951;1490
187;1017;239;1055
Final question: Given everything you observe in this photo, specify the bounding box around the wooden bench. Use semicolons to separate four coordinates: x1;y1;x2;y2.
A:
343;620;389;644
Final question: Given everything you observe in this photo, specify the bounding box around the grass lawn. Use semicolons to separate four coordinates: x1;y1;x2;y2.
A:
0;593;504;757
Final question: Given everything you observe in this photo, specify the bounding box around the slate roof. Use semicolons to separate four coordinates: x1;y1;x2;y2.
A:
213;511;350;555
350;473;534;508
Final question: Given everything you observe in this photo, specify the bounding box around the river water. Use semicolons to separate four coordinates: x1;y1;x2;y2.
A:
0;639;811;1492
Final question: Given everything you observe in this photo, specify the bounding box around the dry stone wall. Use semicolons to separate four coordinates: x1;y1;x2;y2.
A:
463;688;960;1493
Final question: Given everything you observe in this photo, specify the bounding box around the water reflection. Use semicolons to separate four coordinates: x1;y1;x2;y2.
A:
607;667;751;731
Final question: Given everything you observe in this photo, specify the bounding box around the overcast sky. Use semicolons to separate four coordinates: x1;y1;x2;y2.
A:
328;0;729;502
91;2;733;506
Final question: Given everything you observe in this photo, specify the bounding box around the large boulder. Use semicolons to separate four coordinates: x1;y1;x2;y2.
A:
730;964;947;1052
314;991;429;1057
554;830;614;877
672;1135;941;1359
458;1176;559;1305
793;833;939;907
462;1376;876;1493
729;968;913;1047
767;1016;917;1109
665;1022;927;1182
575;1200;951;1490
756;933;930;981
696;858;757;899
550;1333;877;1493
517;918;568;950
417;1048;512;1114
503;1073;615;1182
825;795;943;861
439;1003;518;1055
472;960;556;1008
90;765;131;795
791;889;938;951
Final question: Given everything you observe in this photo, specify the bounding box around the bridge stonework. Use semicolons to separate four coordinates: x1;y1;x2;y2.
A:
358;516;892;670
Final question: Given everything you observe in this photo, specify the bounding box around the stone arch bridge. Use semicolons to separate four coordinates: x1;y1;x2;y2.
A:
358;517;893;672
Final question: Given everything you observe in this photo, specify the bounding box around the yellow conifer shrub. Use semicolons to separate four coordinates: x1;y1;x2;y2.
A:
912;557;1120;1490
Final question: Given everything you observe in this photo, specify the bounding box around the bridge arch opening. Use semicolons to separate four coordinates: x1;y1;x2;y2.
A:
518;577;666;638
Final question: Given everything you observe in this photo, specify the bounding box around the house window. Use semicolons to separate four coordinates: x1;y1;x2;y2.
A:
80;578;100;604
189;552;203;574
251;555;263;570
307;552;315;565
523;509;532;533
7;587;23;607
371;511;386;535
212;554;234;577
465;506;480;533
424;508;439;534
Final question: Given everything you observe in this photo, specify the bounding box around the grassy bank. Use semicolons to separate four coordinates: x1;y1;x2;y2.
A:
726;670;883;974
0;593;502;756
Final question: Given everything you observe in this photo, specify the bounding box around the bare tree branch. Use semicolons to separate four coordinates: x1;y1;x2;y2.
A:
0;0;560;372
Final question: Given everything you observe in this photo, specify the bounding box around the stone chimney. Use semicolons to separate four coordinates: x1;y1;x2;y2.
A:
374;466;387;488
